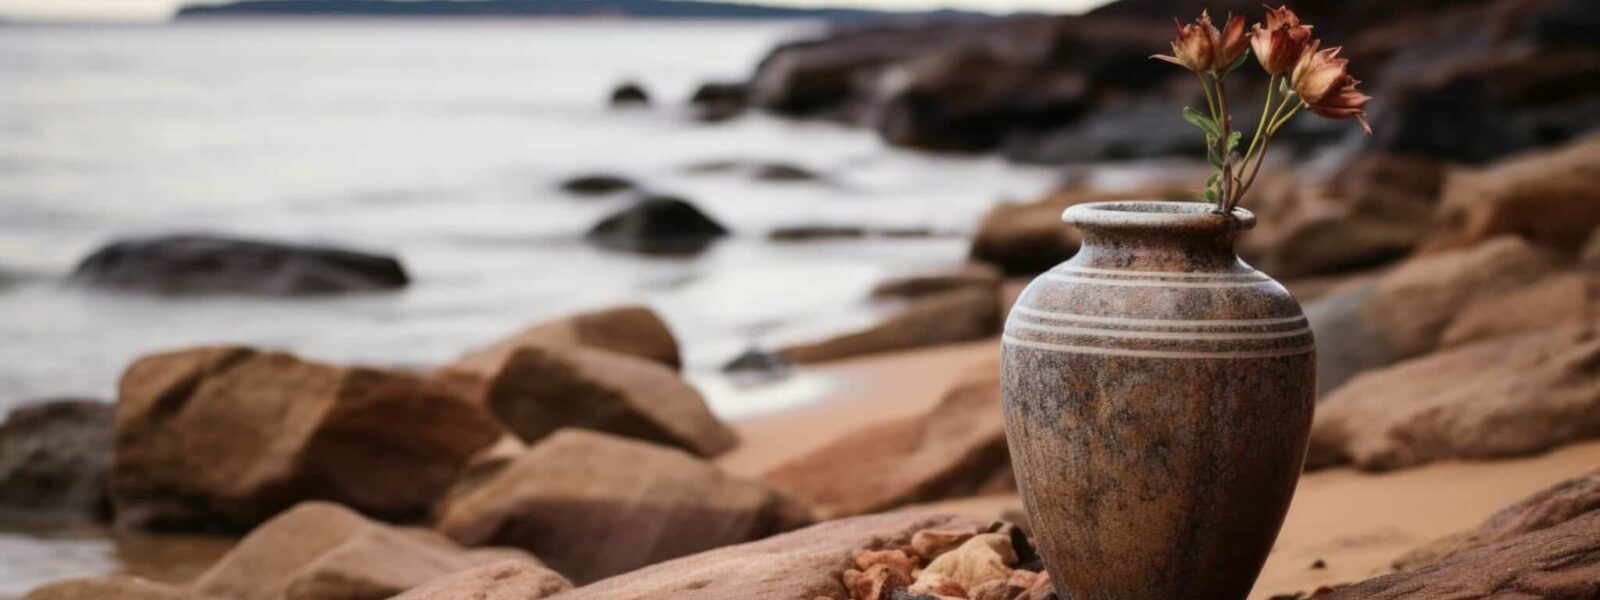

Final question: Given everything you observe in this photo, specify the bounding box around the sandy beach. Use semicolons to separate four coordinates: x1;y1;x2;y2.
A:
721;338;1600;597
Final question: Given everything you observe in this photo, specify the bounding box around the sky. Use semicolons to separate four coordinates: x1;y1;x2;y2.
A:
0;0;1114;21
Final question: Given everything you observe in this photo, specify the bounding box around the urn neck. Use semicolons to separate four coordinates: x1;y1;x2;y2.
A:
1062;201;1255;273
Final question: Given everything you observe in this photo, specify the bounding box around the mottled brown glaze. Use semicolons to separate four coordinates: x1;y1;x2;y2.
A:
1001;201;1315;600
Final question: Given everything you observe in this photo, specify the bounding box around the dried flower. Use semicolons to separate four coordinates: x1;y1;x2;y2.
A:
1152;12;1217;73
1212;13;1249;71
1250;5;1313;75
1292;40;1372;134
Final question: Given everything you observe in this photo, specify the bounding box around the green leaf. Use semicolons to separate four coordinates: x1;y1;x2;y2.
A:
1226;131;1243;154
1183;107;1222;137
1203;187;1220;206
1208;149;1224;169
1206;173;1221;192
1226;49;1251;73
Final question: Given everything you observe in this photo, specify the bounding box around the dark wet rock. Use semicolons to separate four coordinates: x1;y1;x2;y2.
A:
435;429;814;585
767;225;941;242
722;347;793;378
763;361;1012;517
778;288;1001;364
1308;318;1600;472
585;195;730;255
547;512;989;600
71;234;408;296
753;162;822;182
1002;99;1204;164
191;502;558;600
111;346;501;532
609;81;650;106
557;173;635;196
0;399;113;526
689;81;749;122
1316;510;1600;600
452;342;736;457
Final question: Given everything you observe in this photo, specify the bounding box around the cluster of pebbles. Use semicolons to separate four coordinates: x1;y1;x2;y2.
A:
828;522;1056;600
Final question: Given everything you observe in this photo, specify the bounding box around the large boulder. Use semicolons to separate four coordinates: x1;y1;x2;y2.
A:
1439;271;1598;348
871;263;1002;300
0;399;113;525
461;344;734;457
762;362;1012;518
1307;319;1600;472
440;305;681;377
585;195;729;255
1394;467;1600;571
22;576;206;600
111;346;502;531
548;512;991;600
1314;510;1600;600
968;187;1187;276
190;502;562;600
71;234;407;296
1305;236;1559;394
435;429;813;584
389;560;573;600
1421;136;1600;255
777;289;1000;364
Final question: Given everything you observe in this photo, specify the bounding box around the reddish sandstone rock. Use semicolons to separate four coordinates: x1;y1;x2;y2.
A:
778;289;1001;364
843;564;912;600
548;513;989;600
1308;320;1600;472
1422;136;1600;256
1315;511;1600;600
763;363;1012;517
111;347;501;531
1305;236;1560;393
21;576;207;600
388;560;573;600
473;344;736;457
908;533;1017;596
435;429;813;584
871;263;1002;300
910;529;979;562
1440;272;1597;348
1393;468;1600;571
441;305;681;376
968;188;1183;276
191;502;552;600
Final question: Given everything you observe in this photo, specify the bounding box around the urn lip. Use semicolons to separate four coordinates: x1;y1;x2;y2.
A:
1063;201;1256;235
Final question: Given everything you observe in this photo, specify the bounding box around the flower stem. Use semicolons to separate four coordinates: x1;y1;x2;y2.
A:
1215;74;1235;211
1242;75;1276;168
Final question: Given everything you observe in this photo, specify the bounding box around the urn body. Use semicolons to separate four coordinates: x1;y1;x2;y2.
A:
1001;201;1315;599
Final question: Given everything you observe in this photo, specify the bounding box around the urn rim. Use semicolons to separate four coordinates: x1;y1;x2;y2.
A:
1062;201;1256;235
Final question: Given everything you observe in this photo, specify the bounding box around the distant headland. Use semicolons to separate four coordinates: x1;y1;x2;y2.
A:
173;0;968;21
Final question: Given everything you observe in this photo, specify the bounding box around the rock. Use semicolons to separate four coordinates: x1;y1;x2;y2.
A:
753;162;822;182
111;346;501;531
21;576;206;600
1304;236;1560;394
722;347;793;380
1422;136;1600;255
0;399;112;525
558;173;635;196
689;81;749;122
610;81;650;106
844;564;913;600
190;502;557;600
71;234;408;296
1584;228;1600;268
1024;571;1054;600
389;560;572;600
1307;319;1600;472
854;548;918;574
768;225;941;241
1001;99;1202;164
910;529;977;562
763;363;1012;517
871;263;1002;300
435;429;814;585
585;195;729;255
548;512;989;600
1440;272;1597;348
467;344;735;457
968;187;1188;276
778;289;1000;364
1314;510;1600;600
909;534;1016;596
1394;467;1600;571
439;305;681;381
